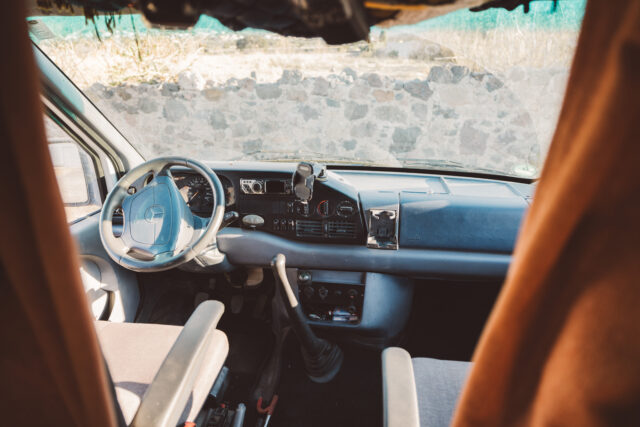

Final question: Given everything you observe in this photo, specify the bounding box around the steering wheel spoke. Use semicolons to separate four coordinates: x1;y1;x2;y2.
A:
126;246;157;261
99;157;226;272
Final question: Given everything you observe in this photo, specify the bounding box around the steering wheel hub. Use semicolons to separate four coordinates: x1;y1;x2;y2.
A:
144;205;164;223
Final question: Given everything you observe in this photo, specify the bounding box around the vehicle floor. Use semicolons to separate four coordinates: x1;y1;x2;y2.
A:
136;269;382;427
272;336;382;427
401;278;503;362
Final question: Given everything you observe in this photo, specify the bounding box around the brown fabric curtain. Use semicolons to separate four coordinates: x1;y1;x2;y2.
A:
452;0;640;425
0;2;116;426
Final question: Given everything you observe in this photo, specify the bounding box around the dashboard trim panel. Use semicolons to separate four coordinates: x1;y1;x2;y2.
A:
217;228;511;278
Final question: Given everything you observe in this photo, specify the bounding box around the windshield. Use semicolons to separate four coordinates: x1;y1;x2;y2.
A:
29;2;585;178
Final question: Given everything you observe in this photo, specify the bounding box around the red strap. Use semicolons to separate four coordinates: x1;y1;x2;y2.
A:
256;395;279;415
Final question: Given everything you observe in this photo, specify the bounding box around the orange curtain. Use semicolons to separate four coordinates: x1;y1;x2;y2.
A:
0;2;116;426
453;0;640;425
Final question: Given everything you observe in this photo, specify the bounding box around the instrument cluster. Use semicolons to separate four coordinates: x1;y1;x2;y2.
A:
173;172;235;216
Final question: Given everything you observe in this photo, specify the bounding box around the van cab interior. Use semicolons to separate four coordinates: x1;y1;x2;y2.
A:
1;1;639;426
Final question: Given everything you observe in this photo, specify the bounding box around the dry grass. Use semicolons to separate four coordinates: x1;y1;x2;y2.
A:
39;32;213;86
421;28;579;73
37;27;580;88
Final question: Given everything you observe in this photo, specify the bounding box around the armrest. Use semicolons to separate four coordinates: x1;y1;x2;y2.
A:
382;347;420;427
132;300;226;427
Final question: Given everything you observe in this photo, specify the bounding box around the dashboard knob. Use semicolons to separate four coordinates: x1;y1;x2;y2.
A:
302;285;314;299
252;181;263;193
242;214;265;229
298;270;312;283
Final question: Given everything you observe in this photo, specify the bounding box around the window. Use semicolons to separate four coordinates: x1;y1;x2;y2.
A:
45;115;102;222
29;2;586;179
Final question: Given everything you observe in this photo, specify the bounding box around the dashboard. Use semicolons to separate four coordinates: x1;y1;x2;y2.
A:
127;162;533;337
167;161;533;279
172;167;366;244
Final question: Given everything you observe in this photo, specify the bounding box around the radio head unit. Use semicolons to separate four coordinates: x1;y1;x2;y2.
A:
240;178;292;195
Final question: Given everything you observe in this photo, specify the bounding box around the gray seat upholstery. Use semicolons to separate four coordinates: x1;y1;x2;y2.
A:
412;357;471;426
382;347;472;427
96;315;228;425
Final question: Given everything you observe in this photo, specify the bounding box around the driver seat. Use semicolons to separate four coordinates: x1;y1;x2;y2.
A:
96;300;229;426
0;5;230;423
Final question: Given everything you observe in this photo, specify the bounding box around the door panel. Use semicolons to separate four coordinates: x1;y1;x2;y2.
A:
45;114;139;321
71;213;139;322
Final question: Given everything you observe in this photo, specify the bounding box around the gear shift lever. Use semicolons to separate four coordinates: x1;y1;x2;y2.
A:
271;254;343;383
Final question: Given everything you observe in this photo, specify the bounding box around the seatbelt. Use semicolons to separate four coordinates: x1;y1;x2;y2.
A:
103;356;127;427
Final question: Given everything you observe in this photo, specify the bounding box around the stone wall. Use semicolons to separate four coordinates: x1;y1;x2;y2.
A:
86;63;568;176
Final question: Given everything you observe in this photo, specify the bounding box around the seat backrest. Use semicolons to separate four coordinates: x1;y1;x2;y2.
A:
452;1;640;425
0;3;117;425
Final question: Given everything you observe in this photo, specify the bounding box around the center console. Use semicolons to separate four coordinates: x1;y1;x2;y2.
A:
286;268;415;345
296;270;366;323
234;163;366;244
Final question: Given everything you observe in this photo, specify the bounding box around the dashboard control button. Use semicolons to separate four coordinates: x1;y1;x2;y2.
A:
316;200;331;217
336;200;356;217
298;270;312;283
318;286;329;300
302;286;314;300
242;214;265;229
294;201;311;217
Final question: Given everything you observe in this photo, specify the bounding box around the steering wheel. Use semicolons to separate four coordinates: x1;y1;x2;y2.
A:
99;157;225;272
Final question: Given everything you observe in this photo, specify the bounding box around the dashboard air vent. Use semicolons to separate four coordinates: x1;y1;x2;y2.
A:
296;220;323;237
328;221;357;239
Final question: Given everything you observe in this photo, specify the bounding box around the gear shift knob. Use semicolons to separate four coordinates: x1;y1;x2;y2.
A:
272;254;299;308
271;254;343;383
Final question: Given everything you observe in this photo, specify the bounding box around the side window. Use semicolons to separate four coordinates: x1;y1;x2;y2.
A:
44;116;102;223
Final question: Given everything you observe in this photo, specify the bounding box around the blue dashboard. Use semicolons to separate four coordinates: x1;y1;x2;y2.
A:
177;162;533;280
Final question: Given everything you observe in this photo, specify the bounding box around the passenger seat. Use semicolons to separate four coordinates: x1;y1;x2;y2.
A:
382;347;471;427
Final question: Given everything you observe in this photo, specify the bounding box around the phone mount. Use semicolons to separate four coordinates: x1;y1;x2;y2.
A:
292;162;326;201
